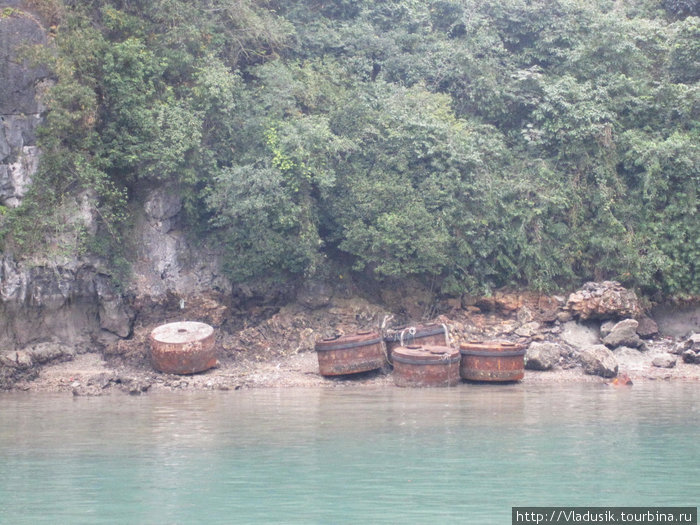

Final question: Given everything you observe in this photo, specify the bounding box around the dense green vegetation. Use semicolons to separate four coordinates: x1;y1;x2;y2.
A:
2;0;698;297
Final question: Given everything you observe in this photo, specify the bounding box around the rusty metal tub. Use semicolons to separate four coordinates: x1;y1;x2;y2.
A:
384;323;450;363
459;341;526;382
315;331;385;376
392;345;461;387
149;321;217;374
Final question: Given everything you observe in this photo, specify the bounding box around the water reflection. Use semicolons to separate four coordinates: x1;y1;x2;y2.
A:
0;383;698;524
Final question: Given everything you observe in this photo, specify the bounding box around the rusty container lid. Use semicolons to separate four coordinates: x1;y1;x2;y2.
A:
149;321;216;375
392;345;460;365
383;323;447;341
459;340;526;357
315;331;382;352
150;321;214;344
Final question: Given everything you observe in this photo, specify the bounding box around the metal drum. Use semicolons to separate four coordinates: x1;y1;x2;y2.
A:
384;323;450;363
392;345;461;387
459;340;526;382
315;331;385;376
149;321;217;374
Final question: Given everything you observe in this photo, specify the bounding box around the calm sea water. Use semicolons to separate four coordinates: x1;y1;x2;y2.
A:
0;383;698;524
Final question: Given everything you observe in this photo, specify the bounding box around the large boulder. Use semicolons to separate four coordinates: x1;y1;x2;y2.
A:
525;342;561;371
635;315;659;339
560;320;600;349
681;333;700;364
602;319;644;349
578;344;619;378
566;281;642;320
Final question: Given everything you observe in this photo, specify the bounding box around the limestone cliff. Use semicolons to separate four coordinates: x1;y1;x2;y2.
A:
0;4;47;208
0;3;229;356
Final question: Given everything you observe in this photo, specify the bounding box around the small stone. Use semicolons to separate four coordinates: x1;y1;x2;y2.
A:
517;306;535;324
635;315;659;339
556;311;573;323
603;319;643;349
682;349;700;364
515;321;541;338
525;342;561;371
561;321;600;349
670;342;686;355
600;320;616;339
28;342;75;364
684;333;700;351
579;344;619;378
14;351;33;370
652;354;676;368
540;309;559;323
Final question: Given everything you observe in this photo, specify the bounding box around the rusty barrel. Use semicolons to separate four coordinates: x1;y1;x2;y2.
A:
384;323;450;363
315;331;385;376
149;321;217;375
459;340;526;382
392;345;461;387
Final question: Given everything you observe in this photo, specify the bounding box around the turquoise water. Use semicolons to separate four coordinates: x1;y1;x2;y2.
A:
0;383;698;524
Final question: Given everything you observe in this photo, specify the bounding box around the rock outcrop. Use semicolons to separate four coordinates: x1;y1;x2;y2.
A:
0;256;135;349
578;344;619;377
566;281;642;320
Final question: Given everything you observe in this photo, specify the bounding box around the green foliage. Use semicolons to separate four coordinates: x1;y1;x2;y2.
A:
206;164;322;282
5;0;699;298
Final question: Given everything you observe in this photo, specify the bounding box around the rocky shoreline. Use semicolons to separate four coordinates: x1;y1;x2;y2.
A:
3;281;699;396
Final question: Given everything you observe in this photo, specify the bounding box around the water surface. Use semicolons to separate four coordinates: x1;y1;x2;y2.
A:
0;383;698;524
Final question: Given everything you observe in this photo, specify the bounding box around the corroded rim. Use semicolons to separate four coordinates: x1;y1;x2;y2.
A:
315;334;382;351
460;348;526;357
393;354;461;365
392;345;459;364
150;321;214;344
384;324;446;342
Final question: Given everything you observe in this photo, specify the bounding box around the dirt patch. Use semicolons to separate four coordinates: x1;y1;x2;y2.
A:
8;295;700;395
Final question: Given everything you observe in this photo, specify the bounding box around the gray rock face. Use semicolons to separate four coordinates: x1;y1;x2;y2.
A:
525;342;561;371
603;319;644;349
297;280;334;310
0;12;50;208
131;185;230;301
95;275;133;338
652;354;677;369
0;256;135;349
579;344;618;378
651;304;700;338
566;281;641;320
561;320;600;349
